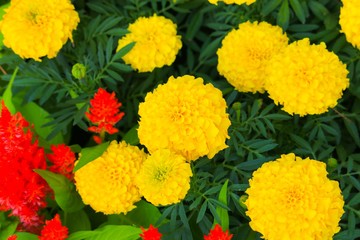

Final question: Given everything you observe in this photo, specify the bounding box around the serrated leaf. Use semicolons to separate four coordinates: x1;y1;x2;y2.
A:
74;142;110;171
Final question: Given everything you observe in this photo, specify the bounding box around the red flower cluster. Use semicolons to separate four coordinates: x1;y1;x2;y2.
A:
0;102;48;233
38;214;68;240
86;88;125;143
47;144;76;181
140;225;162;240
204;224;233;240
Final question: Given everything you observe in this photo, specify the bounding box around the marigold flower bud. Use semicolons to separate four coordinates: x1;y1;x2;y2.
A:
72;63;86;80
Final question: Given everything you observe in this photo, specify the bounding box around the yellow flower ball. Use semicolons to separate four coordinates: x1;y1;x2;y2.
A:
265;38;349;116
136;149;192;206
217;21;288;93
245;153;344;240
208;0;256;5
74;141;147;214
0;0;79;61
339;0;360;49
116;15;182;72
138;75;231;161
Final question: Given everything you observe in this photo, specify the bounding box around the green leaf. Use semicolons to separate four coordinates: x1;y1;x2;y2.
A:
34;169;85;212
74;142;110;172
122;125;139;145
67;231;100;240
64;209;92;233
113;42;135;61
0;220;18;240
277;0;290;30
14;233;38;240
88;225;142;240
344;119;360;147
308;0;329;20
215;180;229;230
2;67;19;114
289;0;306;23
261;0;282;16
186;12;204;40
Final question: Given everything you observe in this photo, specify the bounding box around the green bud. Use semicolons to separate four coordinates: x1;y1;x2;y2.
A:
232;102;241;111
239;195;248;210
327;158;338;168
72;63;86;80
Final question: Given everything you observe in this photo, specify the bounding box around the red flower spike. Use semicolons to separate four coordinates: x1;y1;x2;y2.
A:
0;101;49;233
140;225;162;240
38;214;68;240
7;235;17;240
86;88;125;141
204;224;233;240
47;144;76;181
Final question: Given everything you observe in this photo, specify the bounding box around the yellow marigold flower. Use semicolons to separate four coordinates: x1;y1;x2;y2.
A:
208;0;256;5
138;75;231;161
266;38;349;116
116;15;182;72
74;141;147;214
339;0;360;49
136;149;192;206
245;153;344;240
217;21;288;93
0;0;79;61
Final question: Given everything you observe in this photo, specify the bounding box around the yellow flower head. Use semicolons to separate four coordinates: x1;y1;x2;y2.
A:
339;0;360;49
116;15;182;72
0;0;79;61
217;21;288;93
265;38;349;116
208;0;256;5
74;141;147;214
136;149;192;206
138;75;231;161
245;153;344;240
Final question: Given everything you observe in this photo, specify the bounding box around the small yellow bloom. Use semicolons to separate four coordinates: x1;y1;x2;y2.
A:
208;0;256;5
0;0;79;61
217;21;288;93
138;75;231;161
245;153;344;240
74;141;147;214
136;149;192;206
265;38;349;116
117;15;182;72
339;0;360;49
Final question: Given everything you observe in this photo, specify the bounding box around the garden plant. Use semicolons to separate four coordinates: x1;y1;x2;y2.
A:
0;0;359;239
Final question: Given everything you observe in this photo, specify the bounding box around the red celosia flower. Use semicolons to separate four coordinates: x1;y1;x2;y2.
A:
0;101;49;233
7;235;17;240
47;144;76;181
86;88;125;143
140;225;162;240
204;224;233;240
38;214;68;240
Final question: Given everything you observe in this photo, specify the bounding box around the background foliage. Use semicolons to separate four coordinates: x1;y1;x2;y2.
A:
0;0;359;239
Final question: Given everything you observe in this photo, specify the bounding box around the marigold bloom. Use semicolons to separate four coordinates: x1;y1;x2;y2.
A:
265;38;349;116
245;153;344;240
117;15;182;72
38;214;68;240
339;0;360;49
0;0;79;61
138;75;230;161
47;144;76;181
208;0;255;5
74;141;147;214
136;149;192;206
86;88;125;143
217;21;288;93
0;102;48;233
204;224;233;240
140;225;162;240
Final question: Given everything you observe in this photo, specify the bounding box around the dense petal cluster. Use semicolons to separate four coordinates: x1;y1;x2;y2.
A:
136;149;192;206
138;75;230;161
74;141;147;214
140;225;162;240
38;214;68;240
208;0;255;5
117;15;182;72
0;102;48;233
339;0;360;49
0;0;79;61
47;144;76;181
217;21;288;93
245;153;344;240
86;88;125;142
204;224;233;240
265;38;349;116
